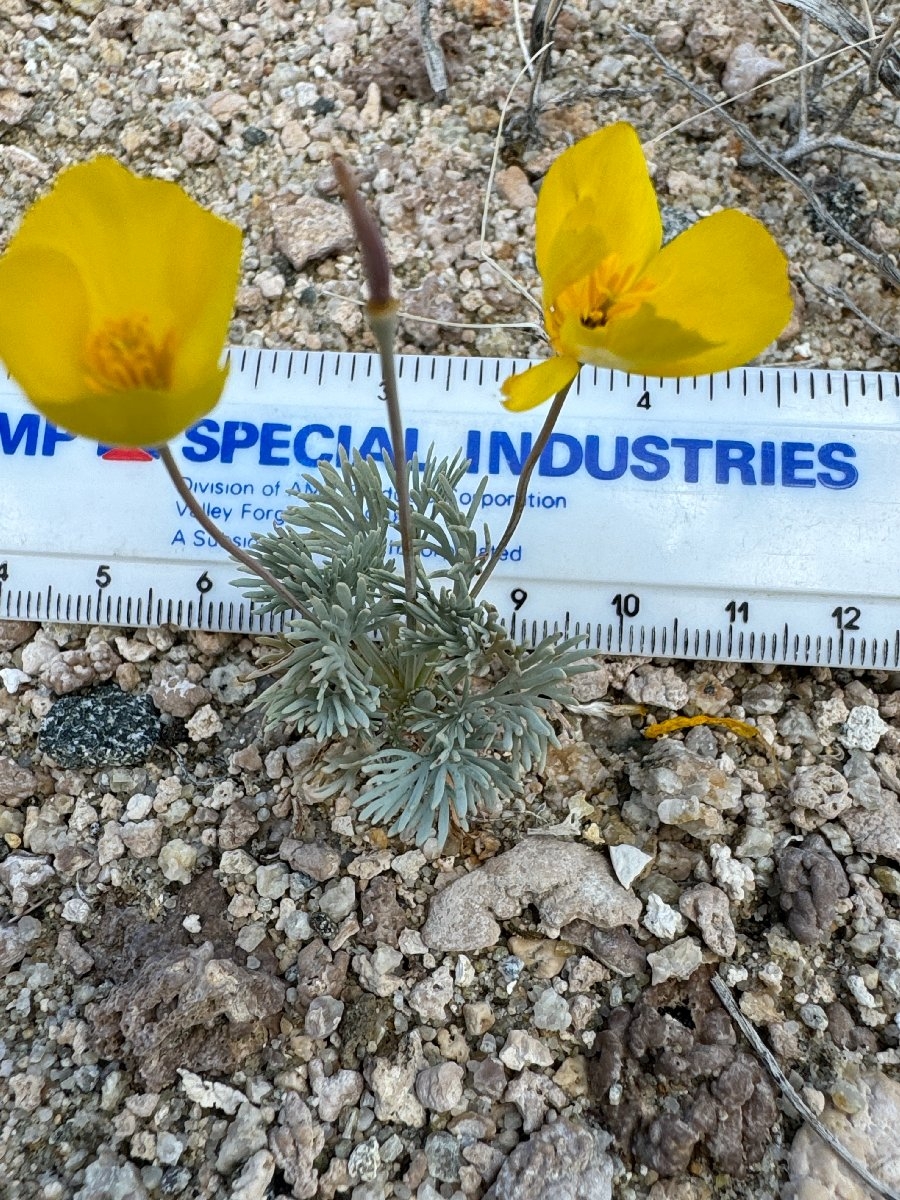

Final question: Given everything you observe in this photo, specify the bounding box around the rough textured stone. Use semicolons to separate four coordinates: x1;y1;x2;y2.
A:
0;756;37;804
777;834;850;944
788;763;851;830
627;741;742;837
365;1031;427;1128
786;1072;900;1199
279;839;341;881
422;838;640;952
269;1093;324;1200
679;884;737;957
271;195;353;270
0;915;42;972
39;685;161;768
0;853;55;914
484;1118;613;1200
592;969;777;1177
415;1061;464;1113
721;41;784;97
312;1067;363;1122
87;939;285;1089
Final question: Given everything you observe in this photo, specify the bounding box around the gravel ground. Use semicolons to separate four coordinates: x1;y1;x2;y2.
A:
2;1;900;1198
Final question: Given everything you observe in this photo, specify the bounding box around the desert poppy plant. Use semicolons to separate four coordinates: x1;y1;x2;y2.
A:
502;123;792;411
0;156;241;446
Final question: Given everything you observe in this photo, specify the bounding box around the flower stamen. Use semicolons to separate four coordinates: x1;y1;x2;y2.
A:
83;315;175;394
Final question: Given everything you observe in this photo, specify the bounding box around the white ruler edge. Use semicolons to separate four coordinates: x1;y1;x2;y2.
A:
1;347;899;669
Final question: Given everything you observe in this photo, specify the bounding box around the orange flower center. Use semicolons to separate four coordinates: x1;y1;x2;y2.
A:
83;315;175;394
546;255;655;345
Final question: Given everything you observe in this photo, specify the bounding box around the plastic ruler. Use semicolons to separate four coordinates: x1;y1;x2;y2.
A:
1;348;899;668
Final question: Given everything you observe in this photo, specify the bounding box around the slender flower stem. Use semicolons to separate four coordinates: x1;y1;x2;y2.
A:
333;154;416;608
369;307;417;606
159;444;306;616
471;381;573;600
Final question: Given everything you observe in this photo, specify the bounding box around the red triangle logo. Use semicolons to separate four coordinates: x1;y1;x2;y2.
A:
99;447;156;462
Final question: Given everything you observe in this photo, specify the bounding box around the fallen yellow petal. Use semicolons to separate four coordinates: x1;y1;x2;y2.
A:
501;355;580;412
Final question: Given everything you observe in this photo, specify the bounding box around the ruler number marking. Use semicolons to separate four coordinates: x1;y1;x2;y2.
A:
0;561;7;582
612;592;640;619
725;599;749;623
832;605;861;631
636;391;651;410
510;588;528;612
196;571;213;595
95;564;111;589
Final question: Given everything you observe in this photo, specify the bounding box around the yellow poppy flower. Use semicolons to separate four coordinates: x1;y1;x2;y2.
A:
0;156;241;446
502;123;792;412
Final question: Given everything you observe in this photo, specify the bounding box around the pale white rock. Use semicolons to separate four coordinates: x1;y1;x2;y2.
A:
789;763;851;830
455;955;475;987
609;843;653;889
124;793;154;820
216;1102;267;1174
422;837;640;952
230;1150;275;1200
356;945;404;997
392;848;427;887
313;1068;363;1122
409;963;454;1023
220;849;258;877
722;42;784;98
646;937;704;985
786;1072;900;1200
0;853;54;914
642;893;686;941
366;1032;427;1127
319;877;356;922
61;897;90;924
415;1061;465;1113
186;704;223;741
842;706;888;751
679;883;737;957
178;1069;245;1114
0;668;31;694
158;838;197;885
533;988;572;1032
255;863;289;900
499;1029;555;1071
710;843;754;902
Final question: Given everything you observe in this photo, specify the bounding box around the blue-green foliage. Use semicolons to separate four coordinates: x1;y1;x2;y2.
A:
237;451;584;847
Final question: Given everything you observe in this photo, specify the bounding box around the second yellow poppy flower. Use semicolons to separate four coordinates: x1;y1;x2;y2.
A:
502;123;793;411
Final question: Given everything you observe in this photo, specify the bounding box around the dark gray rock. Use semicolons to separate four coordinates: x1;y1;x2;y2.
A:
39;685;161;768
776;833;850;944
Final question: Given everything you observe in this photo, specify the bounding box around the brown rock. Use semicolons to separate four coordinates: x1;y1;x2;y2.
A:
270;196;353;271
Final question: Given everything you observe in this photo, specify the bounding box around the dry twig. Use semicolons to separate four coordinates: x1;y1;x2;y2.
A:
417;0;449;101
626;26;900;292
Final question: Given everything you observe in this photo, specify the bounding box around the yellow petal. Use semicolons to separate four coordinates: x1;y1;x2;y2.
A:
0;247;91;402
611;208;792;376
536;124;662;300
34;369;230;447
557;310;717;376
501;355;580;412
